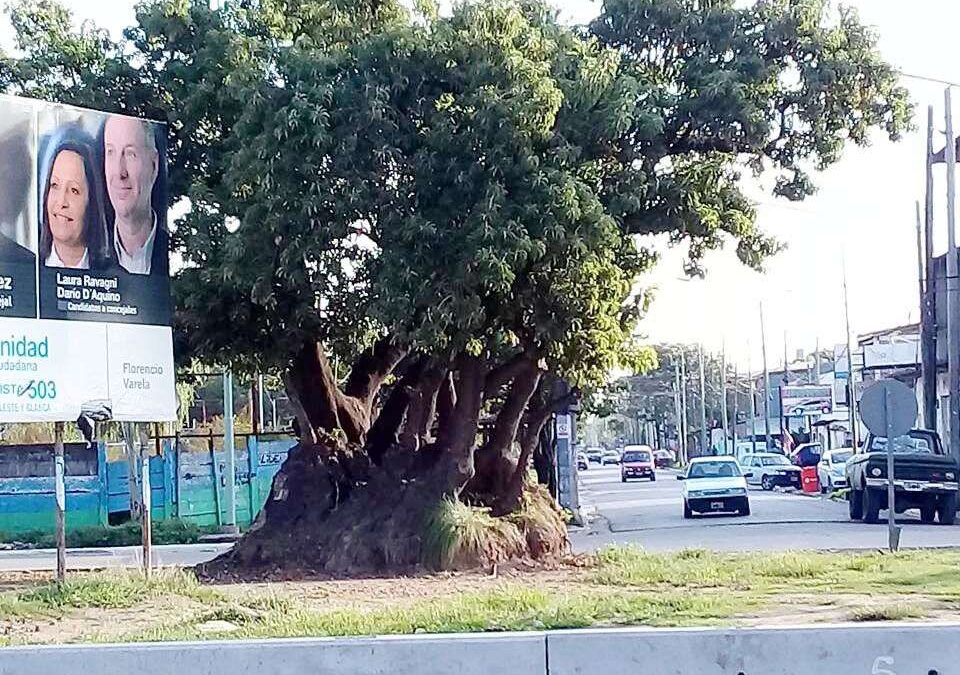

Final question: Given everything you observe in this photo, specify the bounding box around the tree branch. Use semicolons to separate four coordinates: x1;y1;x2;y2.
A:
343;336;408;406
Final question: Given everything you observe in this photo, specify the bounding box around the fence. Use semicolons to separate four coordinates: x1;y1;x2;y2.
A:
0;434;295;535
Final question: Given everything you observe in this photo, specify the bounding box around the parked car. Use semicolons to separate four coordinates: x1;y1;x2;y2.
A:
817;448;853;493
679;457;751;518
742;452;802;491
621;445;656;482
577;452;589;471
846;429;959;525
734;441;768;464
602;449;621;465
586;447;604;464
654;449;674;468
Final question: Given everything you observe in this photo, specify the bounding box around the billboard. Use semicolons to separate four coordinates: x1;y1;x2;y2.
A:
0;95;175;422
780;385;833;418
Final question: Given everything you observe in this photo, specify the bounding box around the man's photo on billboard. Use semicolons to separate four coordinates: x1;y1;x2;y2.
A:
38;125;112;271
99;115;168;278
0;115;36;266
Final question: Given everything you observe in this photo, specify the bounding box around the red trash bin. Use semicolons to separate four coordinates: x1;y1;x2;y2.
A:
801;466;820;493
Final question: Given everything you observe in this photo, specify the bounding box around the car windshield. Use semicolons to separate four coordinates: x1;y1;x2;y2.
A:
761;455;791;466
870;434;938;455
831;451;853;463
622;451;650;462
687;461;742;479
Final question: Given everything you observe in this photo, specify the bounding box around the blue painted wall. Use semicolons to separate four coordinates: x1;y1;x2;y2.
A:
0;434;294;535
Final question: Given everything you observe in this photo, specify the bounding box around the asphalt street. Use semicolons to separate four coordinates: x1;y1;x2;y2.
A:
569;464;960;553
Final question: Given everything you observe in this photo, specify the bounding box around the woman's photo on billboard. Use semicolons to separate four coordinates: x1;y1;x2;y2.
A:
39;125;110;271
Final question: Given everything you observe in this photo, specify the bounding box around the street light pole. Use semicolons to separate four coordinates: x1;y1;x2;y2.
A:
698;343;708;455
760;302;773;449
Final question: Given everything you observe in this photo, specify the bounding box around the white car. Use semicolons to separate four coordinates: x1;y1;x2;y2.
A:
817;447;853;493
742;452;803;491
679;456;752;518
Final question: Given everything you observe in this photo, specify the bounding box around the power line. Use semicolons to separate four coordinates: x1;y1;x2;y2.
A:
899;72;960;89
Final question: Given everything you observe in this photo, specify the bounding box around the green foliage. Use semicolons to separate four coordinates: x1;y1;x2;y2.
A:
1;0;911;391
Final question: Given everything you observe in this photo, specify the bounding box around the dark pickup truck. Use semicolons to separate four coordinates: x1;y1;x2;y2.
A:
846;429;959;525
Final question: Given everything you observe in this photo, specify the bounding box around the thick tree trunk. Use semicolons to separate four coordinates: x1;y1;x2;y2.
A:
399;361;447;451
437;353;485;492
203;346;570;579
470;364;541;497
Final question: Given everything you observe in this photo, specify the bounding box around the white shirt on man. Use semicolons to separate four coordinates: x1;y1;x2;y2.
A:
46;246;89;270
114;212;157;275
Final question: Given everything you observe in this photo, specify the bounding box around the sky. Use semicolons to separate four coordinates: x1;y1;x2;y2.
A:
5;0;960;370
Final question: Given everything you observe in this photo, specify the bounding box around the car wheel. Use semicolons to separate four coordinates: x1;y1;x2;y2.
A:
738;498;751;517
683;501;693;519
863;488;882;524
761;475;774;491
820;476;830;494
921;501;937;524
849;488;864;520
938;492;958;525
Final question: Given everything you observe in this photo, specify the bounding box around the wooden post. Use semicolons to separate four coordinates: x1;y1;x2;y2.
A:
141;447;152;578
54;422;66;585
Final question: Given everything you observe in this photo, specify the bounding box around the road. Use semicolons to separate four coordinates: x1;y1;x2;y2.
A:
0;543;232;572
569;464;960;553
6;466;960;572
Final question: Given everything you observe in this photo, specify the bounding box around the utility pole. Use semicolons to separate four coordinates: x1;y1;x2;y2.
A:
731;362;739;456
947;88;960;459
679;351;690;464
223;370;238;534
843;259;859;451
920;105;938;430
698;343;708;455
923;105;938;432
721;345;729;455
760;302;772;449
916;201;927;428
748;346;757;445
782;329;789;440
673;359;685;463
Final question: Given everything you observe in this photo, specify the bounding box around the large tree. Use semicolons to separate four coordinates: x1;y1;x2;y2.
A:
2;0;911;574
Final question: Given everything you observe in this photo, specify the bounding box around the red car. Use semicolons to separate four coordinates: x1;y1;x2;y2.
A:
621;446;656;482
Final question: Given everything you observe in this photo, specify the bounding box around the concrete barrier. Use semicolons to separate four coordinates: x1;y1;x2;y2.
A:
548;624;960;674
4;623;960;675
0;632;547;675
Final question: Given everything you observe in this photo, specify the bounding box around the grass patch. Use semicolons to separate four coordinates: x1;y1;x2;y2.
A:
422;499;525;569
129;585;756;643
594;546;960;596
848;604;925;622
0;520;222;549
15;569;222;611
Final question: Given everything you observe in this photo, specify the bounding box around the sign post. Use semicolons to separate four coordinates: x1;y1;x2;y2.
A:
53;421;66;585
859;379;919;552
141;447;152;578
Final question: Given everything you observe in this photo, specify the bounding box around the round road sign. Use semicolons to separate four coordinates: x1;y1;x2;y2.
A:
859;379;918;438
